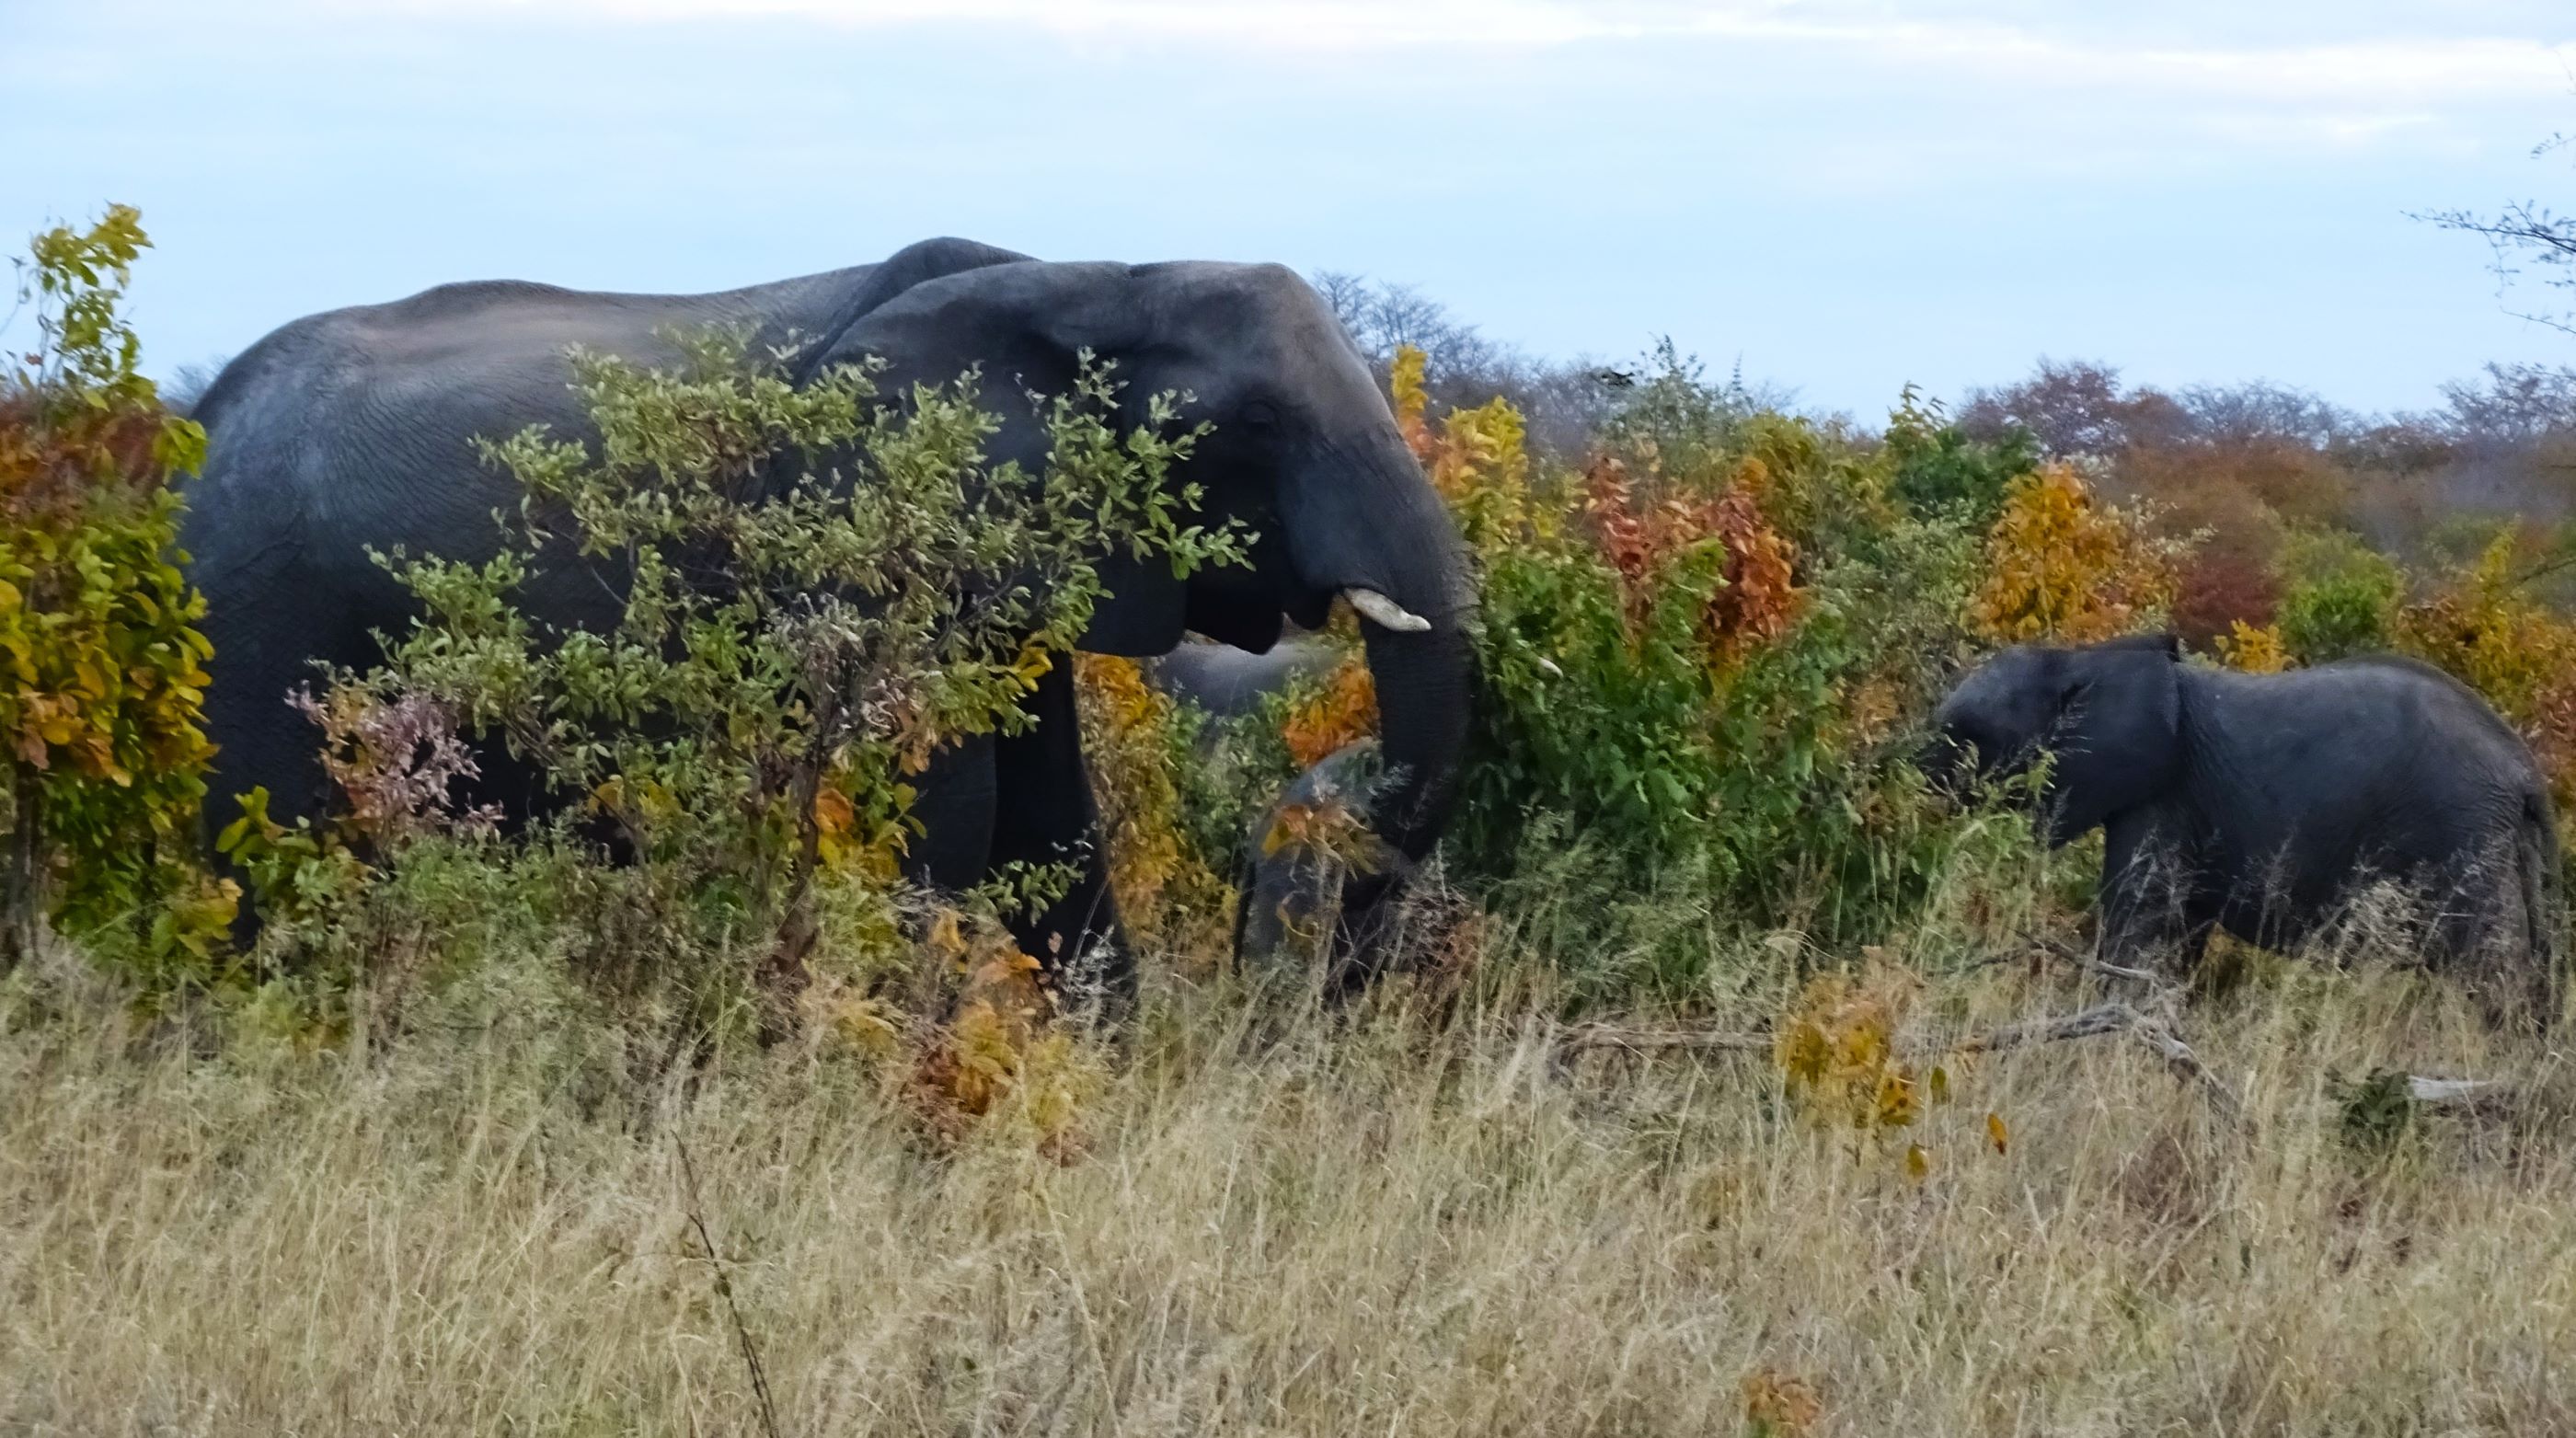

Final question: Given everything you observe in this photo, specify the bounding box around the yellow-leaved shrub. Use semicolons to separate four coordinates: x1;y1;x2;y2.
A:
1;205;229;974
1974;461;2183;644
1072;653;1231;950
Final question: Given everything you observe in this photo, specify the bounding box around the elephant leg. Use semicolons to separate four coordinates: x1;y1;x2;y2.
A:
989;658;1132;1016
199;585;344;839
2098;808;2199;972
2425;844;2555;1030
201;652;332;837
903;733;998;896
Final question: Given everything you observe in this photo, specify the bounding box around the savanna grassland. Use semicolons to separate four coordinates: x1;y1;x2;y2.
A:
5;212;2575;1435
7;920;2576;1434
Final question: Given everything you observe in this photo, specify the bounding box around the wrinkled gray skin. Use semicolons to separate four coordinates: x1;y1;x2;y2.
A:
1234;742;1386;979
1144;636;1340;719
1929;635;2562;1015
180;238;1477;1007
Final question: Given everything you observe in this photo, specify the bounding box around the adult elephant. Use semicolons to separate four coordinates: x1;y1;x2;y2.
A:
180;238;1477;1004
1927;635;2561;1018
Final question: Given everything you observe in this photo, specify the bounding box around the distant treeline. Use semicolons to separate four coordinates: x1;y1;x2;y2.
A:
1315;272;2576;635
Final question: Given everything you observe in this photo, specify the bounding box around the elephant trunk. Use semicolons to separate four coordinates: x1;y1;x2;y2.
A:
1283;444;1478;871
1360;612;1475;866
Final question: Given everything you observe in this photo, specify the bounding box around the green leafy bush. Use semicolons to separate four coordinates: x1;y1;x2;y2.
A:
1886;383;2040;526
255;330;1240;1034
2275;528;2404;664
1433;355;1996;987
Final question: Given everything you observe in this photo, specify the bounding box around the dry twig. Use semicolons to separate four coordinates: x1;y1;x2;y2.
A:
1556;1024;1774;1056
1959;935;2168;988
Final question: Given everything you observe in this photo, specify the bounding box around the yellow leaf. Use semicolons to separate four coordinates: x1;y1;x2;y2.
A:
1904;1143;1932;1181
1279;659;1377;767
927;907;967;960
811;785;854;835
824;995;901;1058
1875;1067;1919;1129
1927;1064;1949;1105
971;949;1042;988
1985;1111;2009;1155
1009;640;1055;690
2216;619;2289;674
1740;1367;1823;1437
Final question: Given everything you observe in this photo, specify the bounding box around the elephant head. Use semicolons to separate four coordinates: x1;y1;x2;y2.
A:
1927;634;2184;846
821;259;1478;876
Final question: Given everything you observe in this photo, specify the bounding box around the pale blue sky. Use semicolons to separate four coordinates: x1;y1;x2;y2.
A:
6;0;2572;417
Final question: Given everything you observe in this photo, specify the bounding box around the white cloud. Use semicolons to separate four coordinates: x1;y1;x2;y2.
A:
403;0;1635;48
384;0;2572;107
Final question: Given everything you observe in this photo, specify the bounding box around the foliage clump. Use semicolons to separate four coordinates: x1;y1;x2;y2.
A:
1293;342;2003;985
1070;652;1233;953
0;206;227;975
1885;383;2039;525
2214;619;2291;674
2394;529;2576;807
2275;528;2404;665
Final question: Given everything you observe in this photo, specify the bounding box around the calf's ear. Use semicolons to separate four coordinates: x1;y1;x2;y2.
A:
2057;633;2179;708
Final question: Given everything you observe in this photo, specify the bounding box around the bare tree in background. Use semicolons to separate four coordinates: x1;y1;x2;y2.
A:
1954;359;2189;455
1310;270;1618;455
160;357;230;414
2436;362;2576;447
2419;120;2576;336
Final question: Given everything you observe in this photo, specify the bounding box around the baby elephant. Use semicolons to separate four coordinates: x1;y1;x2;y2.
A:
1929;635;2561;1015
1233;741;1391;976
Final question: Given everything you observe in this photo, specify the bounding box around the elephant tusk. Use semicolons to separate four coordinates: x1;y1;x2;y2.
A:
1343;588;1432;633
1537;657;1565;678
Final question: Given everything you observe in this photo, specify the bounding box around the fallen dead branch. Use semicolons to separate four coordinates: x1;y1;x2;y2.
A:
2405;1076;2508;1110
1952;1000;2243;1122
1560;1000;2517;1131
675;1136;784;1438
1563;1001;2245;1122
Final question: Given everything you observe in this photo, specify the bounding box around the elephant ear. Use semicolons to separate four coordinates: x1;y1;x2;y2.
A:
822;261;1186;657
2041;635;2184;843
785;237;1035;384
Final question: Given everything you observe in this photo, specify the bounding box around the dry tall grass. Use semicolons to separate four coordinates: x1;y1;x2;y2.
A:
5;923;2572;1437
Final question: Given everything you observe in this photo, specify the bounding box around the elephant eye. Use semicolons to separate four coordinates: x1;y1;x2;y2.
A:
1237;400;1282;431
